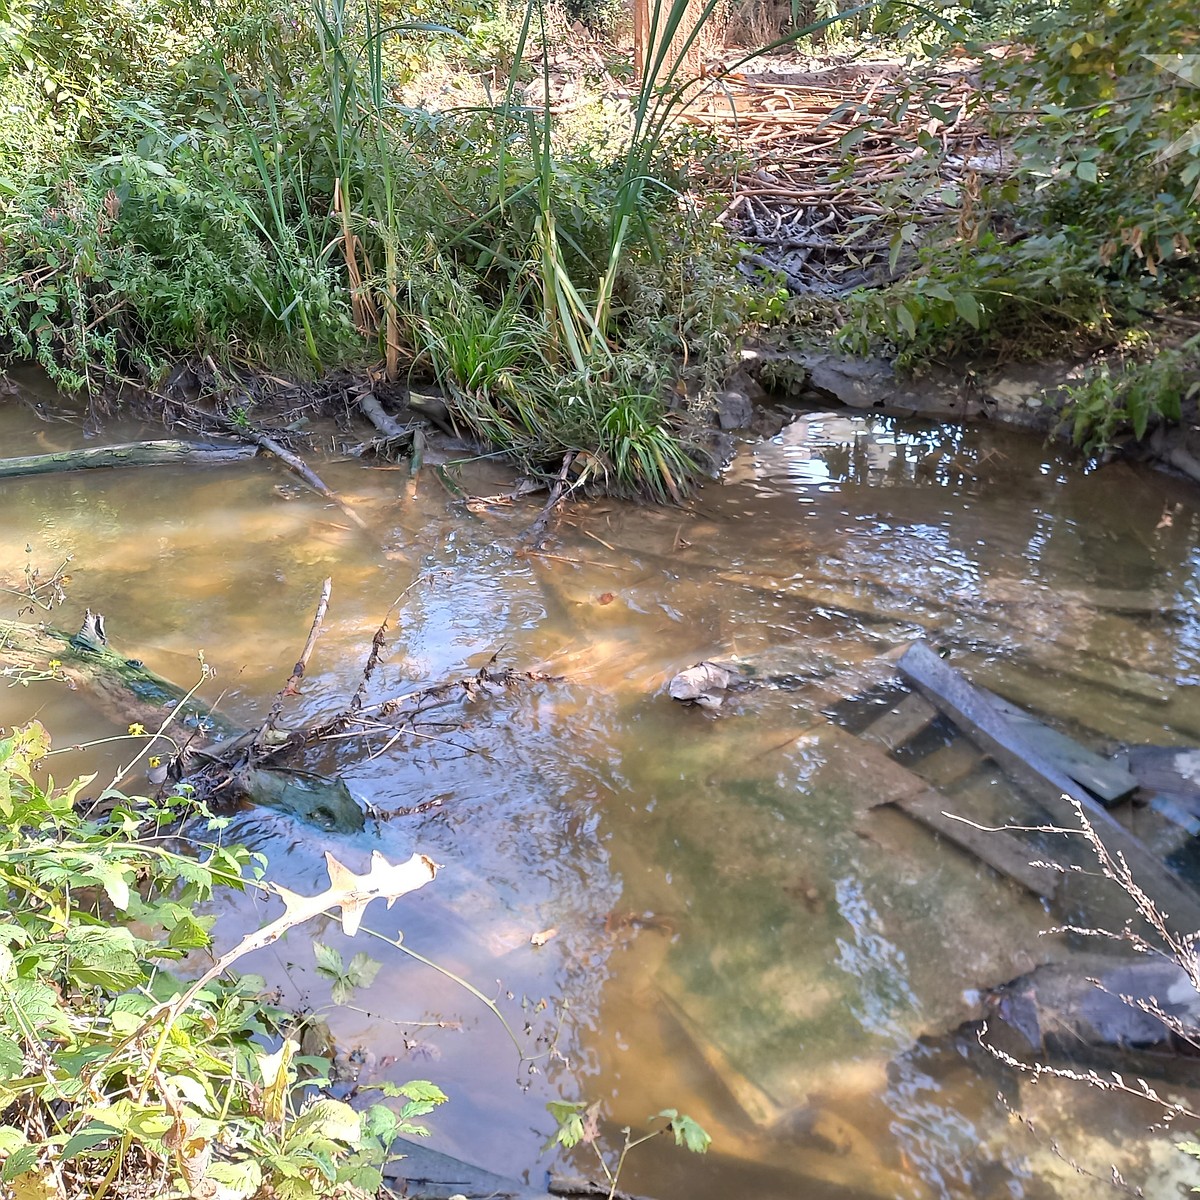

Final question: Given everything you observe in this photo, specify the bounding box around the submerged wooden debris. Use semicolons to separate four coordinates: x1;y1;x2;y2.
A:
0;439;256;478
668;636;1200;927
385;1137;552;1200
857;705;1058;901
897;639;1200;932
0;583;554;832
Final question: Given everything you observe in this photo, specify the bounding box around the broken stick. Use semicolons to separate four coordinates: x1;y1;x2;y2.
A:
268;576;333;723
522;450;578;549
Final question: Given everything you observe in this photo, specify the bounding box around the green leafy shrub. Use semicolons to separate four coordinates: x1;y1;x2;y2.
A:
836;229;1110;368
0;720;445;1199
1061;333;1200;453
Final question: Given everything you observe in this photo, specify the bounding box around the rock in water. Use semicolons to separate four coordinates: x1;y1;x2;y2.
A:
668;661;737;709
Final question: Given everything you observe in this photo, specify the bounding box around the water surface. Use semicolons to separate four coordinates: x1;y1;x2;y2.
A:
2;375;1199;1198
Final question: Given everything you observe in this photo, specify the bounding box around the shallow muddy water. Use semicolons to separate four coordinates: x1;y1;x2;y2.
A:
3;372;1200;1199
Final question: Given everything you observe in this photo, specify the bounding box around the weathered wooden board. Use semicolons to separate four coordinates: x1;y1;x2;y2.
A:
857;704;1057;899
1125;745;1200;799
886;788;1059;902
1123;745;1200;835
898;639;1200;934
910;739;981;789
982;690;1138;807
858;692;938;752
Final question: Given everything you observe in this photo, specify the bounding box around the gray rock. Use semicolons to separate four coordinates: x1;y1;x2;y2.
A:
715;388;755;430
990;957;1200;1052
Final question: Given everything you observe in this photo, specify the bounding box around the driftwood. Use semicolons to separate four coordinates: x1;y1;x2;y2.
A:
0;615;231;739
898;639;1200;933
0;440;256;478
358;393;414;441
384;1138;537;1200
351;392;423;475
229;423;371;532
522;451;579;549
549;1176;652;1200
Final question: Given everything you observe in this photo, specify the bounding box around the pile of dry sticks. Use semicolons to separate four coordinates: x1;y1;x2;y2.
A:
681;60;1007;293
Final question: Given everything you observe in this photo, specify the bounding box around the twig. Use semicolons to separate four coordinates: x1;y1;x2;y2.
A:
580;528;617;552
266;577;332;727
348;578;426;715
520;550;633;570
522;451;578;549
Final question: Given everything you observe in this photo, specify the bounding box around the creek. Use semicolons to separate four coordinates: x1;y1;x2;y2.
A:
3;368;1200;1199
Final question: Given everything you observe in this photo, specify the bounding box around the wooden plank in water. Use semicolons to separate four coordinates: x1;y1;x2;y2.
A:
898;640;1200;935
859;692;939;751
851;721;1058;900
982;691;1138;807
1125;745;1200;798
886;788;1059;902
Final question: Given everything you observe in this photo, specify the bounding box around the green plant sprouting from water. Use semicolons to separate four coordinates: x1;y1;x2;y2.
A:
547;1099;711;1200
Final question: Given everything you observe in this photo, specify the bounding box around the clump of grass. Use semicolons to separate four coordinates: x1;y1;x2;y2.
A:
1;0;849;500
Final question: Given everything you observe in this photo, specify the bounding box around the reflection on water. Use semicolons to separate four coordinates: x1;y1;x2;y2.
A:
4;378;1200;1198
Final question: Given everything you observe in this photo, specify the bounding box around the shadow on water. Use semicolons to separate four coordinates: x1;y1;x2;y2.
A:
3;378;1200;1197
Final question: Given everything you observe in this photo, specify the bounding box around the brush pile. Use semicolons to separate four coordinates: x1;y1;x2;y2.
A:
682;58;1006;293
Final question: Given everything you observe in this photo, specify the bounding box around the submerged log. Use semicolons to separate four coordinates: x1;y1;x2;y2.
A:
0;440;256;478
898;639;1200;933
0;616;227;736
0;615;365;832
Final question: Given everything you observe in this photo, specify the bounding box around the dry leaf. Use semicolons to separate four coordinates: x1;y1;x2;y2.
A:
530;927;558;947
171;852;440;1028
11;1171;55;1200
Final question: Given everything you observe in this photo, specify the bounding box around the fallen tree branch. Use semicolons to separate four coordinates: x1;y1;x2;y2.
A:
358;392;414;441
522;451;578;549
240;427;371;531
0;440;256;478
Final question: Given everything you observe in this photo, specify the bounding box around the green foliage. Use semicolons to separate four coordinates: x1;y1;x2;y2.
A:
1179;1138;1200;1188
314;942;383;1006
829;0;1200;369
0;0;745;497
837;229;1109;367
547;1100;710;1200
0;720;445;1199
1061;333;1200;453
